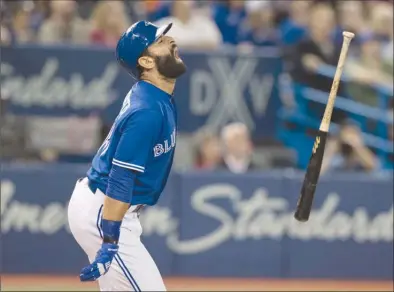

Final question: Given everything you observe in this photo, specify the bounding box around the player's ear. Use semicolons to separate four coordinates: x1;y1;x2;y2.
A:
137;56;155;70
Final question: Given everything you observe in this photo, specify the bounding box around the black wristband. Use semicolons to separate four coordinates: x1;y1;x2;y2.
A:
103;235;118;245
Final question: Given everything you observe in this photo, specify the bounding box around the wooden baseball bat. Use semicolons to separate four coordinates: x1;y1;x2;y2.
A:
294;31;355;222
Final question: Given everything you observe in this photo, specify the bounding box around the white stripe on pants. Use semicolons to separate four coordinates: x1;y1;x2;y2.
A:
67;178;166;291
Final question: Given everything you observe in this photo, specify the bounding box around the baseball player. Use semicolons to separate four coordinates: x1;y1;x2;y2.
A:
67;21;186;291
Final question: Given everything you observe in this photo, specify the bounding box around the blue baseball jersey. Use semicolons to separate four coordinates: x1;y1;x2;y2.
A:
87;81;177;206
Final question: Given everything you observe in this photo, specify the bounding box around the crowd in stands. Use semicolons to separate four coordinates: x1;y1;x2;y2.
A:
193;123;257;173
2;1;392;96
1;0;392;173
1;1;392;51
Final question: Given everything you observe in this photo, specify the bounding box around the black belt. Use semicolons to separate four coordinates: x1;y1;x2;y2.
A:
83;178;144;214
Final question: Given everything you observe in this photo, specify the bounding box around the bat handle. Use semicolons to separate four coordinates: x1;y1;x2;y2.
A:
343;31;355;39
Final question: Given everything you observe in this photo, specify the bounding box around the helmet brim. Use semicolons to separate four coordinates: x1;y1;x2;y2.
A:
155;23;173;41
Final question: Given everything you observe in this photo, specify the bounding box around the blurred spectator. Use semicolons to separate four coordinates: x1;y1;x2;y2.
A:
12;1;35;43
289;3;346;121
382;38;393;68
238;1;280;49
1;23;12;46
279;0;311;46
289;3;339;91
193;128;222;170
1;1;14;45
270;0;293;25
370;2;394;66
89;0;131;48
346;33;393;107
155;1;222;50
143;0;171;22
38;0;90;45
321;121;379;174
220;123;257;173
77;0;97;20
28;1;50;35
335;0;369;49
369;2;393;44
212;0;246;45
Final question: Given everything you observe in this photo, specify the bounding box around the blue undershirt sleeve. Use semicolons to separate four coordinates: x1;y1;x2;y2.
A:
106;164;136;203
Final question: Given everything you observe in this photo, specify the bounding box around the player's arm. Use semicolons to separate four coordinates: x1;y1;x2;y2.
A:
101;109;161;245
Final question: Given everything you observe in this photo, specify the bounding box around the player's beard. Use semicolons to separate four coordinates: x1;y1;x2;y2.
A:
154;48;186;79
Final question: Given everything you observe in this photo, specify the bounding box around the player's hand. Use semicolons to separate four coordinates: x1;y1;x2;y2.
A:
79;243;118;281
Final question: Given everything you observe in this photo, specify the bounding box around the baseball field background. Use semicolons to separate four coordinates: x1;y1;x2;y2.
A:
2;275;393;291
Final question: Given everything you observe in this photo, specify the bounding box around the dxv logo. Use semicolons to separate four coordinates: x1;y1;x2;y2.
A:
189;57;275;130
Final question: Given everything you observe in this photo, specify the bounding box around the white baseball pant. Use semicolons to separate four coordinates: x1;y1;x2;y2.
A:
67;178;166;291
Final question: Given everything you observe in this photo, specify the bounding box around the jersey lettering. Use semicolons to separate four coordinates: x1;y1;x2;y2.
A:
164;140;172;153
154;144;165;157
154;129;176;158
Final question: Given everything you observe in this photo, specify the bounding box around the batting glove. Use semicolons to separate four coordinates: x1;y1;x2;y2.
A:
79;242;119;281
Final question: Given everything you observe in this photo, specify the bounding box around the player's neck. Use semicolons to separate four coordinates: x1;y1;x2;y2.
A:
141;76;175;96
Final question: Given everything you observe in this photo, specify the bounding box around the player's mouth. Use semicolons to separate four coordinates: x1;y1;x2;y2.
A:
173;47;181;60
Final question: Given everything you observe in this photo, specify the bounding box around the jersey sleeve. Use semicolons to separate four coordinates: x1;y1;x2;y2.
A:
112;110;161;173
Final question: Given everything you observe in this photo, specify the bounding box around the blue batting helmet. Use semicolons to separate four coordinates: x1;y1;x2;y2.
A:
115;21;173;79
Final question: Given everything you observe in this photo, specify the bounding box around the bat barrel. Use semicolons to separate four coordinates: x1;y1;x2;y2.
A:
294;183;316;222
294;206;312;222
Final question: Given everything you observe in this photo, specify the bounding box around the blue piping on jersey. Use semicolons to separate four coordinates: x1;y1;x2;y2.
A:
96;205;104;238
112;158;145;172
96;205;140;291
115;254;141;291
